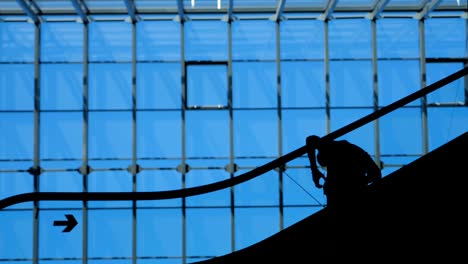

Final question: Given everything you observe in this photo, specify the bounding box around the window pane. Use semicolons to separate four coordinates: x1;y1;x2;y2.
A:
283;168;326;207
89;22;132;62
137;21;180;61
232;20;276;60
41;22;83;62
185;21;228;61
186;111;229;158
280;19;324;60
41;63;82;110
0;211;32;259
281;61;325;108
137;62;181;109
0;64;34;111
234;168;278;206
0;162;33;209
378;60;420;107
186;208;231;257
235;208;279;251
39;162;82;208
233;62;276;108
329;19;371;59
0;113;33;160
41;112;82;160
428;107;468;151
89;63;132;110
0;22;35;62
377;18;419;59
330;60;373;107
39;209;82;258
425;18;466;58
137;111;181;159
186;166;230;207
234;110;278;157
137;209;182;257
380;107;422;155
187;64;227;107
427;62;465;104
88;209;132;258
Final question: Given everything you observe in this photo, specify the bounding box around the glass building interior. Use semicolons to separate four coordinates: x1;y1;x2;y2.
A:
0;0;467;263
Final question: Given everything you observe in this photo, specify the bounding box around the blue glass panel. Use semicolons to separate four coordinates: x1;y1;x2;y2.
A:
232;62;276;108
39;162;82;208
0;64;34;111
137;209;182;257
330;108;375;154
234;169;278;206
137;21;180;61
137;63;181;109
138;260;182;264
41;22;83;62
0;211;32;259
39;209;82;258
234;110;277;157
329;19;371;59
89;22;132;62
425;18;466;58
280;20;324;60
41;112;82;160
186;208;230;257
380;107;422;155
284;207;321;229
235;208;279;251
186;110;229;158
232;20;276;60
281;61;325;108
0;162;33;209
185;21;228;61
427;63;464;104
330;60;373;107
89;63;132;110
0;22;34;62
283;168;326;207
0;113;33;160
282;109;327;154
377;18;419;59
89;111;132;159
40;261;82;264
88;209;132;258
378;60;420;107
88;160;132;208
428;107;468;151
187;64;227;107
137;159;182;207
137;111;181;159
41;63;82;110
186;168;230;207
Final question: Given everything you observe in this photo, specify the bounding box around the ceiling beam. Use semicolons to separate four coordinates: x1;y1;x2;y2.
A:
270;0;286;22
123;0;138;22
70;0;89;24
318;0;339;21
16;0;40;24
415;0;443;19
366;0;391;20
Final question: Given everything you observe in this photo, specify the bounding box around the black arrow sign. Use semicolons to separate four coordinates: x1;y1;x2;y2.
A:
53;214;78;232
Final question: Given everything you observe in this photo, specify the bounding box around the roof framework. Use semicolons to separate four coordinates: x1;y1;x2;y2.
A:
3;0;467;22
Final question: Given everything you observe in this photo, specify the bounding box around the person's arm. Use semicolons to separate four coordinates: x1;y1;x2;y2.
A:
306;136;325;188
363;153;382;184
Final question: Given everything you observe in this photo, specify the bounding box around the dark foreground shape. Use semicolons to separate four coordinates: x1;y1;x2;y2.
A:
193;132;468;263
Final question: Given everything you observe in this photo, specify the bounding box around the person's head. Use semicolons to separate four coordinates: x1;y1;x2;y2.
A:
306;135;321;147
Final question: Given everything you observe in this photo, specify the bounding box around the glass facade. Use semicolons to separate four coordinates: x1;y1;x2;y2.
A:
1;1;467;263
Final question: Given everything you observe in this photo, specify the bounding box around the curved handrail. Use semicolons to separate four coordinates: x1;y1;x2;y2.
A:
1;66;467;210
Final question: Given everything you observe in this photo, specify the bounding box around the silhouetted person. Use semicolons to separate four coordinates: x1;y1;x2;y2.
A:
306;135;382;208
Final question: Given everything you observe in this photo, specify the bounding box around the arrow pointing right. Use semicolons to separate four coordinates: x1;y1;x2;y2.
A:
53;214;78;232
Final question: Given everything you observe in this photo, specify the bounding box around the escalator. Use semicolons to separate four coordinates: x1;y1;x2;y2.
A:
194;131;468;263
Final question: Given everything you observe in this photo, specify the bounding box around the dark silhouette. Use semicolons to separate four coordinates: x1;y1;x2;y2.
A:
306;135;382;208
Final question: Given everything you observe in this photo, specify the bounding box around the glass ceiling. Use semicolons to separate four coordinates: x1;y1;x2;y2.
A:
0;0;466;20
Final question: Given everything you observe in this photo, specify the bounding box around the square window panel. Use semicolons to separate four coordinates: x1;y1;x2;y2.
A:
41;22;83;63
39;209;82;259
0;22;35;62
427;63;465;105
187;64;228;108
232;20;276;61
0;113;33;160
234;208;279;251
89;21;132;62
233;62;276;108
137;208;182;257
41;112;82;161
329;19;372;59
377;18;419;59
0;64;34;111
41;63;83;110
0;162;33;209
185;21;228;61
137;21;181;61
186;163;230;207
281;61;325;108
280;20;324;60
0;211;32;259
234;167;279;207
425;18;466;58
186;208;231;257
